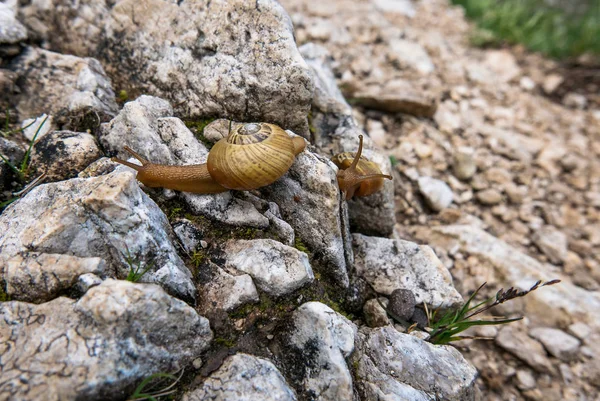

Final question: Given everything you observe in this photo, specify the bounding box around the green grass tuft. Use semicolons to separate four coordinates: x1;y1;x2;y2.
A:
453;0;600;59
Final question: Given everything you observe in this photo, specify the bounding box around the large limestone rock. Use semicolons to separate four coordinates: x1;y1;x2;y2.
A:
352;234;463;308
183;354;297;401
0;279;213;401
0;169;196;302
9;47;118;121
277;302;357;401
352;326;478;400
19;0;314;134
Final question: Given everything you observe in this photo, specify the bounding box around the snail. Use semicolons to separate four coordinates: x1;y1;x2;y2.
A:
112;122;306;194
332;135;392;200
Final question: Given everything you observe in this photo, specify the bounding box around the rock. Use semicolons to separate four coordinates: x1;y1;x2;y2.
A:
278;302;357;401
20;0;313;135
185;191;271;228
0;279;212;401
363;297;391;328
562;93;587;110
529;327;581;362
353;234;463;308
173;219;205;253
352;326;478;400
483;50;521;83
416;225;600;330
372;0;416;17
300;43;396;236
223;239;314;297
199;264;258;313
532;225;568;264
434;100;462;133
31;130;103;182
258;151;350;287
0;136;24;193
496;326;554;373
388;288;416;321
453;147;477;180
476;188;503;205
10;47;118;122
183;354;297;401
0;2;27;45
21;114;54;141
567;322;592;341
543;74;564;94
0;169;197;302
418;176;454;212
350;79;438;117
0;252;107;303
516;370;536;390
388;39;435;75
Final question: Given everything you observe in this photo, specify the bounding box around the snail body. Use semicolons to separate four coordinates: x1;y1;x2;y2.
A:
112;122;306;194
332;135;392;200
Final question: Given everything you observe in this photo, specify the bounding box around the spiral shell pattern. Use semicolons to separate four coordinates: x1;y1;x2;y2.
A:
207;123;299;190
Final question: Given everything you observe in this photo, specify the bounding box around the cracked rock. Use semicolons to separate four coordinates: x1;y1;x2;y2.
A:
183;353;297;401
19;0;313;135
353;234;463;308
224;239;314;297
352;326;478;400
277;302;357;401
0;279;212;401
0;252;107;303
10;47;118;121
199;263;259;313
0;169;197;302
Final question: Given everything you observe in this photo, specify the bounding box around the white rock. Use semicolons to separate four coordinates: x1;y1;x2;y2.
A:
483;50;521;83
183;354;297;401
372;0;416;17
0;279;212;401
529;327;581;361
543;74;564;94
388;39;435;75
453;147;477;180
0;169;197;302
532;225;569;264
0;2;27;44
363;298;391;328
200;264;258;313
1;252;107;303
563;92;587;109
417;225;600;330
224;239;314;297
496;326;554;373
353;234;463;308
418;176;454;212
567;322;592;340
21;114;54;141
12;48;117;120
352;326;478;400
279;302;357;401
516;370;536;390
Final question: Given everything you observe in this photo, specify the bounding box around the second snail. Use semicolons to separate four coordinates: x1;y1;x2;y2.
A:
112;122;391;199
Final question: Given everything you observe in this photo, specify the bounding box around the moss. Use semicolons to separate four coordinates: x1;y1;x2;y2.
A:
117;89;129;103
0;282;9;302
214;337;236;348
294;236;309;253
184;118;217;149
168;207;183;220
191;250;207;268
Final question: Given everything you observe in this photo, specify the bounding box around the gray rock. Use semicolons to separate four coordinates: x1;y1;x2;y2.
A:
279;302;357;401
224;239;314;297
259;151;350;287
350;79;437;117
529;327;581;361
21;114;54;141
532;225;569;264
20;0;313;135
353;234;463;308
183;353;297;401
418;176;454;212
496;326;554;373
173;219;205;253
476;188;503;205
0;252;107;303
184;192;270;228
0;3;27;45
352;326;478;400
75;272;104;293
300;43;396;236
388;288;417;321
31;130;103;182
363;297;391;328
453;147;477;180
388;39;435;74
10;47;118;121
0;279;213;401
0;169;197;302
199;263;258;313
516;370;536;391
416;225;600;330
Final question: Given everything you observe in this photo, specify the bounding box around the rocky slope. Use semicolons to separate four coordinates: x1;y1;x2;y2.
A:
0;0;598;400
